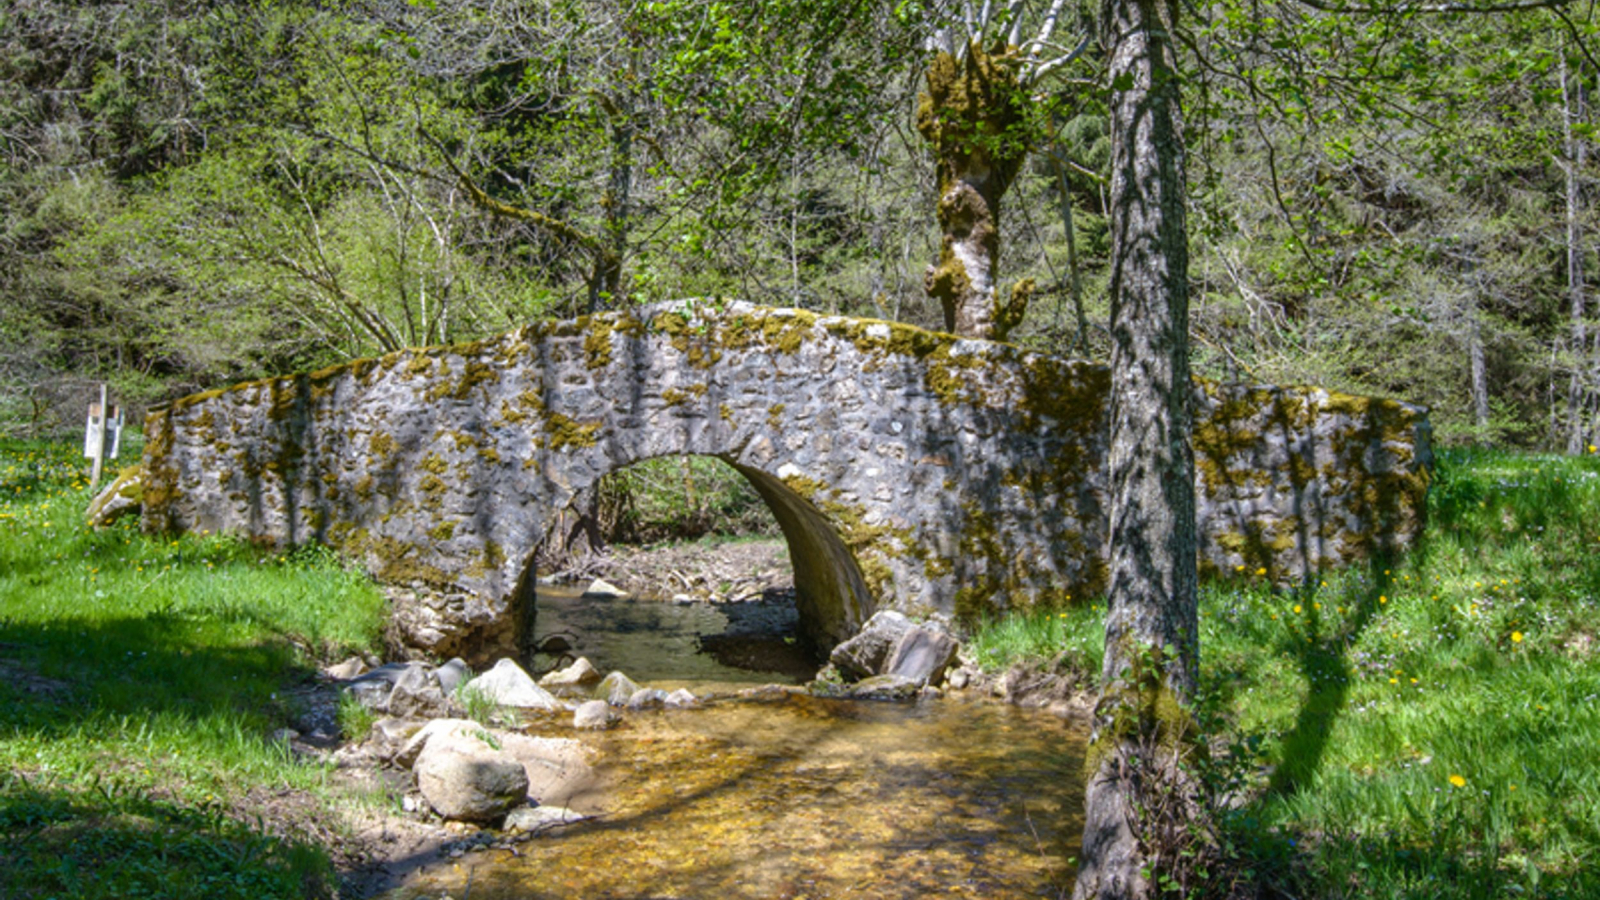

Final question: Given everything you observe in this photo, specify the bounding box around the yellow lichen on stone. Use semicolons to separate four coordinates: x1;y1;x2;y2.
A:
544;412;601;450
759;311;818;355
583;318;616;370
452;361;497;401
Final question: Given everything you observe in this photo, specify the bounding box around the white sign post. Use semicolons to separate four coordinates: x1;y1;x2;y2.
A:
84;385;121;490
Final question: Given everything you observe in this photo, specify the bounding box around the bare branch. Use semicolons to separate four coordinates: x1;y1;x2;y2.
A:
418;130;617;269
1005;0;1026;45
1036;0;1069;49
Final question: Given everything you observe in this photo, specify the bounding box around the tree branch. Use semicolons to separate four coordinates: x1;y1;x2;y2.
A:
418;130;617;269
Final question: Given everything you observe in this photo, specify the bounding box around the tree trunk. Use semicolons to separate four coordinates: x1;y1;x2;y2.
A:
917;42;1029;340
590;91;633;313
1072;0;1202;895
1051;149;1090;353
1469;299;1490;437
1563;49;1588;455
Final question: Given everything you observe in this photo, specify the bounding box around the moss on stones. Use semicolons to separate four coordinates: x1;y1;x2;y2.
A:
759;311;818;355
542;412;601;450
583;317;616;370
452;361;498;401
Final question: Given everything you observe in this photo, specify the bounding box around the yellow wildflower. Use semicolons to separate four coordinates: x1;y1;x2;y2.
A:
1448;774;1466;788
1511;631;1524;643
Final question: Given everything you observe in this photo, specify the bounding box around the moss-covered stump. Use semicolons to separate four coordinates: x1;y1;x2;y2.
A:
140;300;1430;661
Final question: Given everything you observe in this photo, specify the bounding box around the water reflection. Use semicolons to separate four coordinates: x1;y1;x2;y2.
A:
528;586;816;686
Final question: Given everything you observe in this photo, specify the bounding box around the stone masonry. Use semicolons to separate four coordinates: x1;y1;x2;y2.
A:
141;300;1432;661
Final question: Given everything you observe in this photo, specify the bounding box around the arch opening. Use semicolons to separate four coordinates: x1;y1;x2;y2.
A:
511;454;877;684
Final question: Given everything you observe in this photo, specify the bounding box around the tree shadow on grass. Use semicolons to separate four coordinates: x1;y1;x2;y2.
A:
0;769;333;900
0;614;340;899
1264;557;1393;797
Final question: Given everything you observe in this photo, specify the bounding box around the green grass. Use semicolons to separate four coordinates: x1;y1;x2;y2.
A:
0;438;388;899
973;446;1600;898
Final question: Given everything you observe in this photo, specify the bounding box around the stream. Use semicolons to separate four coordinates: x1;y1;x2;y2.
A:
382;588;1089;900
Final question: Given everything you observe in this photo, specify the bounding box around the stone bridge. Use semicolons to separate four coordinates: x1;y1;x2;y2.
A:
141;301;1431;662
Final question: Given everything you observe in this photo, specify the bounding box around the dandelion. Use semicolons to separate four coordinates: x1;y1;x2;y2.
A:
1294;604;1303;614
1389;677;1399;684
1511;631;1524;643
1379;595;1387;604
1449;774;1467;788
1256;567;1267;576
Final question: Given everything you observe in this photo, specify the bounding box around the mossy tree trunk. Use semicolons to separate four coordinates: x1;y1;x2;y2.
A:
1072;0;1202;894
917;42;1032;341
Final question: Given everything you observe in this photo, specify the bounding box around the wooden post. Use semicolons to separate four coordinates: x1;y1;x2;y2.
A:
90;383;109;490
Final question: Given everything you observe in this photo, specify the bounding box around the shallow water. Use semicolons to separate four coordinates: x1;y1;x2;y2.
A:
387;590;1088;900
528;585;817;687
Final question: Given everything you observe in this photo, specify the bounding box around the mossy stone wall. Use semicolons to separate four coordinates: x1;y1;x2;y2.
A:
141;300;1430;660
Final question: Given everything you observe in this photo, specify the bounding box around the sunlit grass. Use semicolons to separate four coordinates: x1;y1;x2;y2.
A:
0;437;388;898
973;446;1600;898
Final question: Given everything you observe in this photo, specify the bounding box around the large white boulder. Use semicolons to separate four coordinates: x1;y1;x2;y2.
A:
414;731;529;822
465;659;561;710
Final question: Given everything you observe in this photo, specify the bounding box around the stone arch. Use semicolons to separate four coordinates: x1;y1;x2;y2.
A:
140;300;1432;663
512;451;875;661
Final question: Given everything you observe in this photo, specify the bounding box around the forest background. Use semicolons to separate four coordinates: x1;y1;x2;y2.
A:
2;0;1598;453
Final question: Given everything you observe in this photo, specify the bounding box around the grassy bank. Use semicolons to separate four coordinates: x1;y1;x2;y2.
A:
974;446;1600;898
0;439;388;899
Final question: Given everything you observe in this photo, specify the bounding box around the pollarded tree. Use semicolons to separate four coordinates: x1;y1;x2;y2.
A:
911;1;1088;339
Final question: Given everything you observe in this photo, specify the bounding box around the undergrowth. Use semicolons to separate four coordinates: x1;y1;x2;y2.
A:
972;446;1600;899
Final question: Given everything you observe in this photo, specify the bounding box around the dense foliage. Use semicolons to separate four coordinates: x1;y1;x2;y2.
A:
2;0;1597;446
